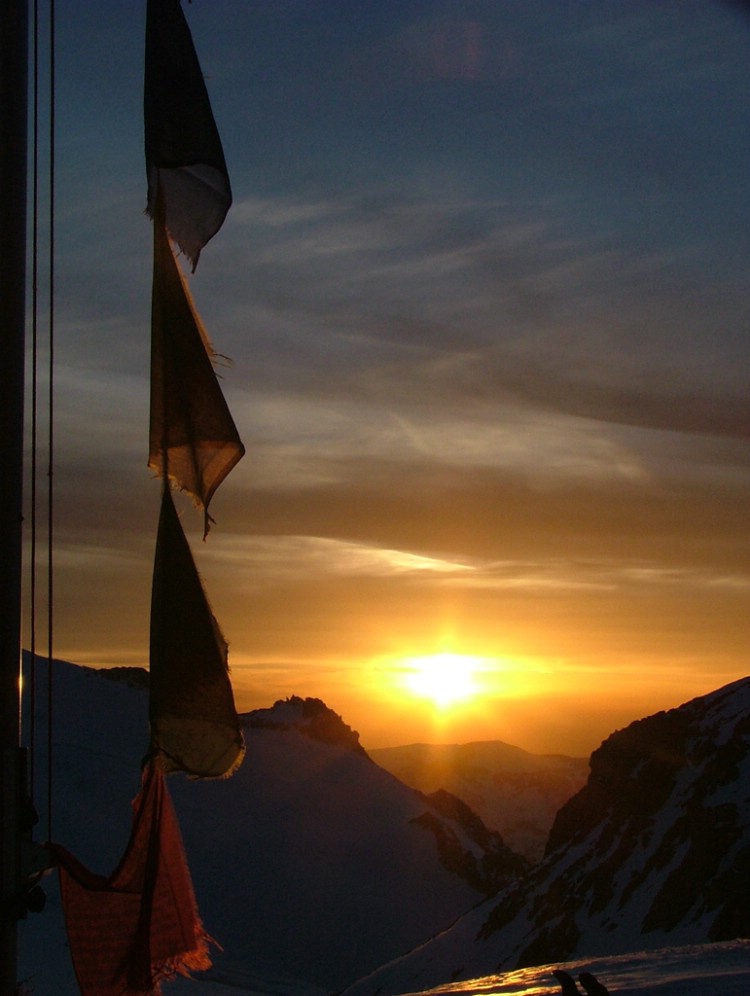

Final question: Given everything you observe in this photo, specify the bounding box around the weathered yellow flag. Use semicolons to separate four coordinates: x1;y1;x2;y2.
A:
150;485;245;779
149;215;244;536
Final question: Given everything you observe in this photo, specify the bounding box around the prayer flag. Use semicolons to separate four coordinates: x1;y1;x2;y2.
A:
144;0;231;269
150;485;245;779
52;758;212;996
149;214;244;536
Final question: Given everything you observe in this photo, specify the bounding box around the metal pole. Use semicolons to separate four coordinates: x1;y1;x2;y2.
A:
0;0;29;990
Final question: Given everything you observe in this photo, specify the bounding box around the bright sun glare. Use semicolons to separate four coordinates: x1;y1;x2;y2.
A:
402;652;483;708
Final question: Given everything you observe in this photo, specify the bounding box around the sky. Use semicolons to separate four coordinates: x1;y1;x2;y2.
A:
23;0;749;755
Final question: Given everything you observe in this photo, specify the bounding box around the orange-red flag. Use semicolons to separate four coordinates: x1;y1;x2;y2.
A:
52;758;212;996
144;0;231;269
150;485;245;779
149;215;244;536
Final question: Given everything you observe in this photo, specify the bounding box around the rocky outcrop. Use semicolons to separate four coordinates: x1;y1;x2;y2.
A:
412;789;528;894
245;694;368;756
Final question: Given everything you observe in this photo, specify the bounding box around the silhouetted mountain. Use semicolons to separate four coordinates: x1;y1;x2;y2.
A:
343;676;750;995
18;657;526;994
370;740;588;862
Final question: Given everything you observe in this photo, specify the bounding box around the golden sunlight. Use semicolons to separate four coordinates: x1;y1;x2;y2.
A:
401;652;484;708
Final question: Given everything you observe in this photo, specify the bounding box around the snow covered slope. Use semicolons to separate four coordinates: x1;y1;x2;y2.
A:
17;657;524;994
342;677;750;996
168;939;750;996
169;696;525;991
370;742;588;862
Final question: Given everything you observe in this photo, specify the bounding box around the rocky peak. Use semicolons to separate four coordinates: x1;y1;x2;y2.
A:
244;695;368;756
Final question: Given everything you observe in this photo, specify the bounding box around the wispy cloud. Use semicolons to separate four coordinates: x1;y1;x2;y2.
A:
36;0;749;752
199;534;473;585
196;530;750;601
200;185;749;449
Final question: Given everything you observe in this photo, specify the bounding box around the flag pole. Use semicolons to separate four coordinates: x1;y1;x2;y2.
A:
0;0;29;990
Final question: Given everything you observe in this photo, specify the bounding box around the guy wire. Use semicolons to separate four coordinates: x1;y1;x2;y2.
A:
45;0;56;843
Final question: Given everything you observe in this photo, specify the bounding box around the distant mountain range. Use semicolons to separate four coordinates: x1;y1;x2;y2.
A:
18;658;750;996
343;675;750;996
370;741;588;862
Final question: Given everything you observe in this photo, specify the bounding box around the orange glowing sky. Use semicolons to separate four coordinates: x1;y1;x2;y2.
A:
23;1;749;757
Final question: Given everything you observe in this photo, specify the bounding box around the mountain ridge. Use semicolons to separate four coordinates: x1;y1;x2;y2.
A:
18;655;526;994
343;674;750;995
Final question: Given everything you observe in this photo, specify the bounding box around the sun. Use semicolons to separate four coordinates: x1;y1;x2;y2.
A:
401;652;483;709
